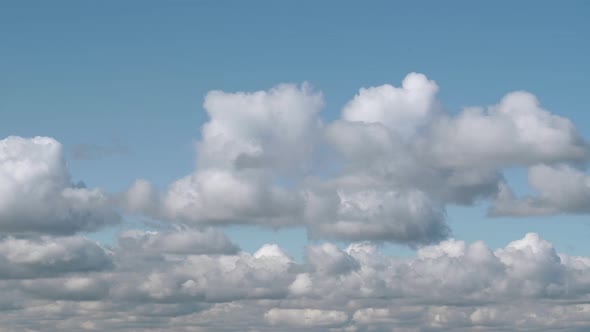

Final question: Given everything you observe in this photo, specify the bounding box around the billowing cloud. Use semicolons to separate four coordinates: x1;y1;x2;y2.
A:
123;83;321;227
198;83;324;172
0;136;120;234
119;72;590;244
341;72;440;138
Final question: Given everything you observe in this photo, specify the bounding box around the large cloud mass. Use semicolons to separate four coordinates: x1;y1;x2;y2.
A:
122;72;590;244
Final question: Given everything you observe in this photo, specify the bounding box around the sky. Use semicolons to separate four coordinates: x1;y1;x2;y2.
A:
1;1;590;331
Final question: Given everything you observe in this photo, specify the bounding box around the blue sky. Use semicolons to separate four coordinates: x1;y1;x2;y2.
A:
2;0;590;259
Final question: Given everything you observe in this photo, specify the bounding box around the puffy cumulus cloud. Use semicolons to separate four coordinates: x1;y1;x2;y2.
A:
491;164;590;216
199;83;324;171
1;233;590;331
121;73;590;244
325;75;587;240
0;136;120;235
326;77;588;222
0;235;112;279
122;83;320;227
160;170;304;226
341;72;440;138
324;118;503;207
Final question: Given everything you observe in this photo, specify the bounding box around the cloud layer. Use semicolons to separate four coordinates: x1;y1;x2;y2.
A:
0;232;588;331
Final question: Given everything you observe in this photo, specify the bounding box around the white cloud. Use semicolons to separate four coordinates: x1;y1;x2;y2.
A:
122;84;321;227
341;72;440;138
427;91;588;169
199;83;324;172
0;236;112;279
161;170;303;226
0;136;120;234
119;73;590;244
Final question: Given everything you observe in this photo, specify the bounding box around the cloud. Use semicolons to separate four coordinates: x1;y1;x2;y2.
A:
0;136;120;235
305;186;449;245
160;170;304;226
119;73;590;244
341;72;440;138
491;164;590;216
0;236;112;279
0;233;589;331
122;83;321;228
199;83;324;172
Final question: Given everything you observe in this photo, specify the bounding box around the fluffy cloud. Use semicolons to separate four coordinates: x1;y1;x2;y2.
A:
0;232;589;331
0;235;112;279
160;170;304;226
123;83;321;227
341;72;440;138
120;73;590;244
427;91;588;169
198;83;324;172
0;136;120;234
